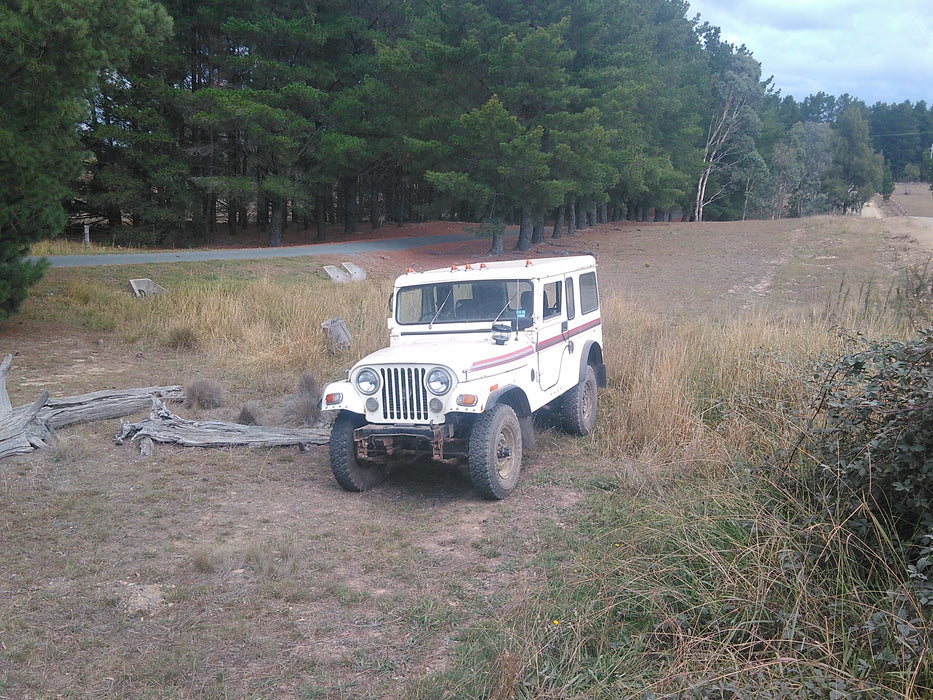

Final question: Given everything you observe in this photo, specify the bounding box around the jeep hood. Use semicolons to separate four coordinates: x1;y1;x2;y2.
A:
353;335;535;380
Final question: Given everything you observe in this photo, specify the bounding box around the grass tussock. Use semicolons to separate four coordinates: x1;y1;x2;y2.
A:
184;379;224;409
166;324;199;350
235;401;262;425
29;239;147;257
281;371;322;426
50;435;91;463
155;272;392;386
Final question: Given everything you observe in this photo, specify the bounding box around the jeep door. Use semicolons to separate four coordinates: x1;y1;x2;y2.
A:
536;277;573;394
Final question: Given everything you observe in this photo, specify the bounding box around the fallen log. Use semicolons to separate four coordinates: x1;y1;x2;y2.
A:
0;354;12;413
0;390;51;459
116;398;330;451
39;385;184;429
0;352;187;459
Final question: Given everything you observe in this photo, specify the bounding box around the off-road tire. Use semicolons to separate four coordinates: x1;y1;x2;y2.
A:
329;410;385;492
468;404;522;500
561;364;597;436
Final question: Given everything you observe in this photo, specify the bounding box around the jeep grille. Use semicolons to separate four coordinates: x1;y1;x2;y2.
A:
380;366;429;421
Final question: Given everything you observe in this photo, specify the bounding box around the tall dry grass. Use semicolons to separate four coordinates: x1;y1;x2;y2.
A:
165;273;392;382
413;277;933;698
35;266;396;391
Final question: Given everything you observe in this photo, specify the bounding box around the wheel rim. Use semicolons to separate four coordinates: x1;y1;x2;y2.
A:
582;379;595;423
495;424;518;480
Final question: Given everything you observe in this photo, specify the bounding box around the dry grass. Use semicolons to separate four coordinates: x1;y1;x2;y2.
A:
146;269;393;392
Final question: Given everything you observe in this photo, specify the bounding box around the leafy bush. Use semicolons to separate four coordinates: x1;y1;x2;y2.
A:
807;328;933;606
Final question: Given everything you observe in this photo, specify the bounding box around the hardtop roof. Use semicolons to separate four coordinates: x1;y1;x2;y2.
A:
394;255;596;287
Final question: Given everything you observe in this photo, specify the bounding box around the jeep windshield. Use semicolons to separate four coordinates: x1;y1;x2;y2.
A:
395;279;534;325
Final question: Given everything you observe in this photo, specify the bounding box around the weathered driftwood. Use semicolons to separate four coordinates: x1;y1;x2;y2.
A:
0;354;49;457
0;352;186;459
0;354;12;413
0;390;51;458
39;385;184;429
115;398;330;451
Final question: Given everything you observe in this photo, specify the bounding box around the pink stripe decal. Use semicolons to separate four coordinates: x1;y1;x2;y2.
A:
537;317;601;351
468;317;600;372
470;345;535;372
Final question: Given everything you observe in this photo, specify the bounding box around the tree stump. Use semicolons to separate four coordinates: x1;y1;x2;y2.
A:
321;318;352;352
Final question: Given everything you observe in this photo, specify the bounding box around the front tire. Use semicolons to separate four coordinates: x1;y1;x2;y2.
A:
469;404;522;500
561;364;597;436
329;411;386;492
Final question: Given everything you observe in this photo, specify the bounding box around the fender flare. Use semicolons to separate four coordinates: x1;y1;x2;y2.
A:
577;340;607;387
485;384;532;417
484;384;535;450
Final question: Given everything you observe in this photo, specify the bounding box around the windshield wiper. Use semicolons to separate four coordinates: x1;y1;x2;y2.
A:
429;289;452;328
491;282;521;325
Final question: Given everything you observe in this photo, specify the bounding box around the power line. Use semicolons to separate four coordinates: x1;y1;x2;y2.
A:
869;130;933;138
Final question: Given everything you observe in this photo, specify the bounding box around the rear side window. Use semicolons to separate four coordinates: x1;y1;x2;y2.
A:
580;271;598;314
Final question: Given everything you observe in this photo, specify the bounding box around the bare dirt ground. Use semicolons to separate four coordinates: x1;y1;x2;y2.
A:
2;188;933;698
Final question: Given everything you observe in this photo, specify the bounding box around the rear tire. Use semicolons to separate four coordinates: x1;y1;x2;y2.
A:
469;404;522;500
329;411;386;492
561;364;597;436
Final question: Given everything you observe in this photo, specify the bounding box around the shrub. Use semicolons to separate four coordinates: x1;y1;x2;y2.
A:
806;328;933;606
235;401;261;425
281;371;321;426
166;325;198;350
184;379;224;409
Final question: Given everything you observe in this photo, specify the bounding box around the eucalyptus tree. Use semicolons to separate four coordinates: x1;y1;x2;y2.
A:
824;104;884;213
869;100;929;181
693;39;765;221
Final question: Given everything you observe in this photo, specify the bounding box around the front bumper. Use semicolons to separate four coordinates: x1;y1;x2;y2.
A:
354;421;468;462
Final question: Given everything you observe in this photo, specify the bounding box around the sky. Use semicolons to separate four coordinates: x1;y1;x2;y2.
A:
685;0;933;106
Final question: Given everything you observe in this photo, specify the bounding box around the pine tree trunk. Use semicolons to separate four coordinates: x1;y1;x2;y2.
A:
269;198;285;247
552;205;564;238
370;185;381;230
489;232;504;256
567;203;577;236
343;179;357;235
315;190;328;241
514;208;533;251
531;214;544;244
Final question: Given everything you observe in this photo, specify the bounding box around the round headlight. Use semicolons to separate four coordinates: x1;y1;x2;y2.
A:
426;367;453;395
355;368;380;395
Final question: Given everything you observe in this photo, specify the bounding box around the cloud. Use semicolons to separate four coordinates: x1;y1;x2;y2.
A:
687;0;933;104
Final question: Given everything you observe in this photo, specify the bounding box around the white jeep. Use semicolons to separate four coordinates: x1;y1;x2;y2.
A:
320;255;606;499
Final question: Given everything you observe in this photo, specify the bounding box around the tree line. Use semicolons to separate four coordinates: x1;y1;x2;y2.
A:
2;0;933;317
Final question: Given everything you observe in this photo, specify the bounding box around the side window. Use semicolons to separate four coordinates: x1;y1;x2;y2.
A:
565;277;576;321
580;271;599;314
543;280;562;320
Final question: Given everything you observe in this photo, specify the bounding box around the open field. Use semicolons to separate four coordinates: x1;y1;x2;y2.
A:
2;202;933;697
